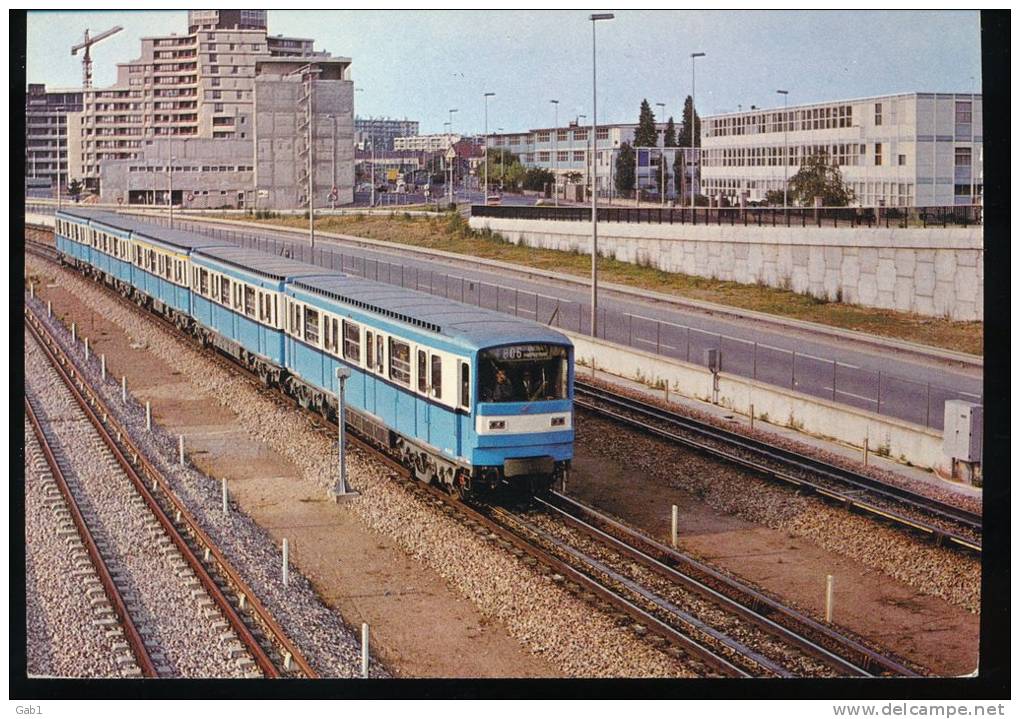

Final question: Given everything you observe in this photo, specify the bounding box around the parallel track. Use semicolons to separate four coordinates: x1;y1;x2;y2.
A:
25;304;318;679
574;380;981;554
24;396;159;678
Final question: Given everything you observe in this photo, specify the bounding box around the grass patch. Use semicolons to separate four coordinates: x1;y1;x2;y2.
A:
215;212;983;355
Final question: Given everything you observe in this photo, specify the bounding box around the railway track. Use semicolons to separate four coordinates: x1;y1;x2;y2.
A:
574;380;981;555
24;229;935;677
24;305;318;679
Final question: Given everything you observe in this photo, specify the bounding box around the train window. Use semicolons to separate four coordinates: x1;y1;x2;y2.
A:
164;256;172;280
234;284;243;310
244;287;256;318
304;307;320;344
388;339;411;385
460;363;470;408
417;350;427;393
330;318;339;353
365;331;374;369
220;277;231;305
323;313;331;350
478;345;568;403
342;321;360;362
376;335;384;372
431;355;442;399
273;296;278;327
199;269;209;296
289;301;301;335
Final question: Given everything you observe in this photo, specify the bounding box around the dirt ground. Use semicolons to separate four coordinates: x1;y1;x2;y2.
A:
26;271;558;679
566;453;979;677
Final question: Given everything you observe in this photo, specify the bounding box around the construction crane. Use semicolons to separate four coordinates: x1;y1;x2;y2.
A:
71;26;123;88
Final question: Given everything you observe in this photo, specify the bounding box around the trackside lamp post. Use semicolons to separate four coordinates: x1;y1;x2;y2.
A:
589;12;614;339
331;366;357;500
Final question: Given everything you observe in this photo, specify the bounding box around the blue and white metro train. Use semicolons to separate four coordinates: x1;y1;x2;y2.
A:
54;209;574;495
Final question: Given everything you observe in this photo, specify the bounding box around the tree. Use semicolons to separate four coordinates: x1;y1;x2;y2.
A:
787;153;855;206
615;142;636;195
764;189;785;206
634;99;658;147
663;116;677;148
67;178;84;202
679;95;701;148
522;167;554;192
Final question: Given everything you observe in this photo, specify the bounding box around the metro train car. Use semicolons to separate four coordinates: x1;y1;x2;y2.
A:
54;208;574;496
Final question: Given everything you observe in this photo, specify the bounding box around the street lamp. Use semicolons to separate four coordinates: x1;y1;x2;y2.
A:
656;102;666;206
448;108;458;205
497;127;504;183
777;89;789;208
589;12;614;339
550;99;559;206
484;92;495;201
690;51;705;209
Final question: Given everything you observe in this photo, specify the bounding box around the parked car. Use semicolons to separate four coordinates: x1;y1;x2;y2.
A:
485;195;502;206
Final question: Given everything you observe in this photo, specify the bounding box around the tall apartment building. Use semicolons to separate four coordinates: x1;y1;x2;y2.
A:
25;84;84;190
700;92;983;207
67;9;352;209
393;133;461;152
355;117;419;151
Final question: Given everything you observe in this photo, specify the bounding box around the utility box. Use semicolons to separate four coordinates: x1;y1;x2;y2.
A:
704;348;719;373
943;400;983;463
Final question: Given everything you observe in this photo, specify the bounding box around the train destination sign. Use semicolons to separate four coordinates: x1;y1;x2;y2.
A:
493;344;560;361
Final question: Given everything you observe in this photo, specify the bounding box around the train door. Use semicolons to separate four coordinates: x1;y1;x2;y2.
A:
364;330;376;414
416;349;430;442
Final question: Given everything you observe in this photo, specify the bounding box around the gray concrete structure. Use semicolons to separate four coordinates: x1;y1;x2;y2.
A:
254;58;354;210
469;216;984;321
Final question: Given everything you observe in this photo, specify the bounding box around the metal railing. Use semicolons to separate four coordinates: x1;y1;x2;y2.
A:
130;214;980;432
471;203;983;229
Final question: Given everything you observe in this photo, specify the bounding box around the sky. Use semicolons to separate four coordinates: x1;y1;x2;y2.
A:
22;9;983;134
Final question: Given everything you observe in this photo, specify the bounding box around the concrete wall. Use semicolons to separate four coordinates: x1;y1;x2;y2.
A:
470;217;983;321
566;330;945;471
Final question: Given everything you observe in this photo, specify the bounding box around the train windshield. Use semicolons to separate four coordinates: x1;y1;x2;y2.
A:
479;345;569;403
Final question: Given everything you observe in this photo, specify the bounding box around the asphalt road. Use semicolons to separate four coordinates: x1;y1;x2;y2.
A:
28;204;982;430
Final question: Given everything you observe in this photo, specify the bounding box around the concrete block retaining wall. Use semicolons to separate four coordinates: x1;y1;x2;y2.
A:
470;217;983;321
566;330;945;471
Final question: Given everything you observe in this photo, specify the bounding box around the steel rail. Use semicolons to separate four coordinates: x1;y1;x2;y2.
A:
540;492;923;677
25;307;318;678
24;396;160;678
574;380;981;554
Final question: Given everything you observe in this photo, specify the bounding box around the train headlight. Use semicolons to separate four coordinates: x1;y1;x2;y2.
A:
550;416;566;427
488;420;507;430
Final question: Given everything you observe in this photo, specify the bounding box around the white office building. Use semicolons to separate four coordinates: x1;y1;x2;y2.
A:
700;92;982;207
393;133;461;152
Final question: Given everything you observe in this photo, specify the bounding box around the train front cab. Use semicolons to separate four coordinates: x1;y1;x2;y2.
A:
470;342;574;492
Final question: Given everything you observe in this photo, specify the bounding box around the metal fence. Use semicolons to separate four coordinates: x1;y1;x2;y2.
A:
471;203;983;229
139;215;979;432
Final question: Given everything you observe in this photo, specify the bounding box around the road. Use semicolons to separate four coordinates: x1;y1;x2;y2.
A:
26;205;982;430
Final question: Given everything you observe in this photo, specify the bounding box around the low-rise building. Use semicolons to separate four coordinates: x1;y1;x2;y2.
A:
393;133;460;152
700;92;983;207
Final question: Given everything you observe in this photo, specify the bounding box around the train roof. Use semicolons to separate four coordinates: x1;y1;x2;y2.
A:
293;274;571;351
56;209;229;251
193;245;332;282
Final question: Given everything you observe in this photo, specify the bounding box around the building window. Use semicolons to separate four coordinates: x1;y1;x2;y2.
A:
573;150;585;162
898;154;907;166
874;103;882;126
536;131;550;143
557;130;568;141
538;151;550;162
557;151;568;162
955;101;972;124
874;142;882;166
955;147;972;166
596;128;609;140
